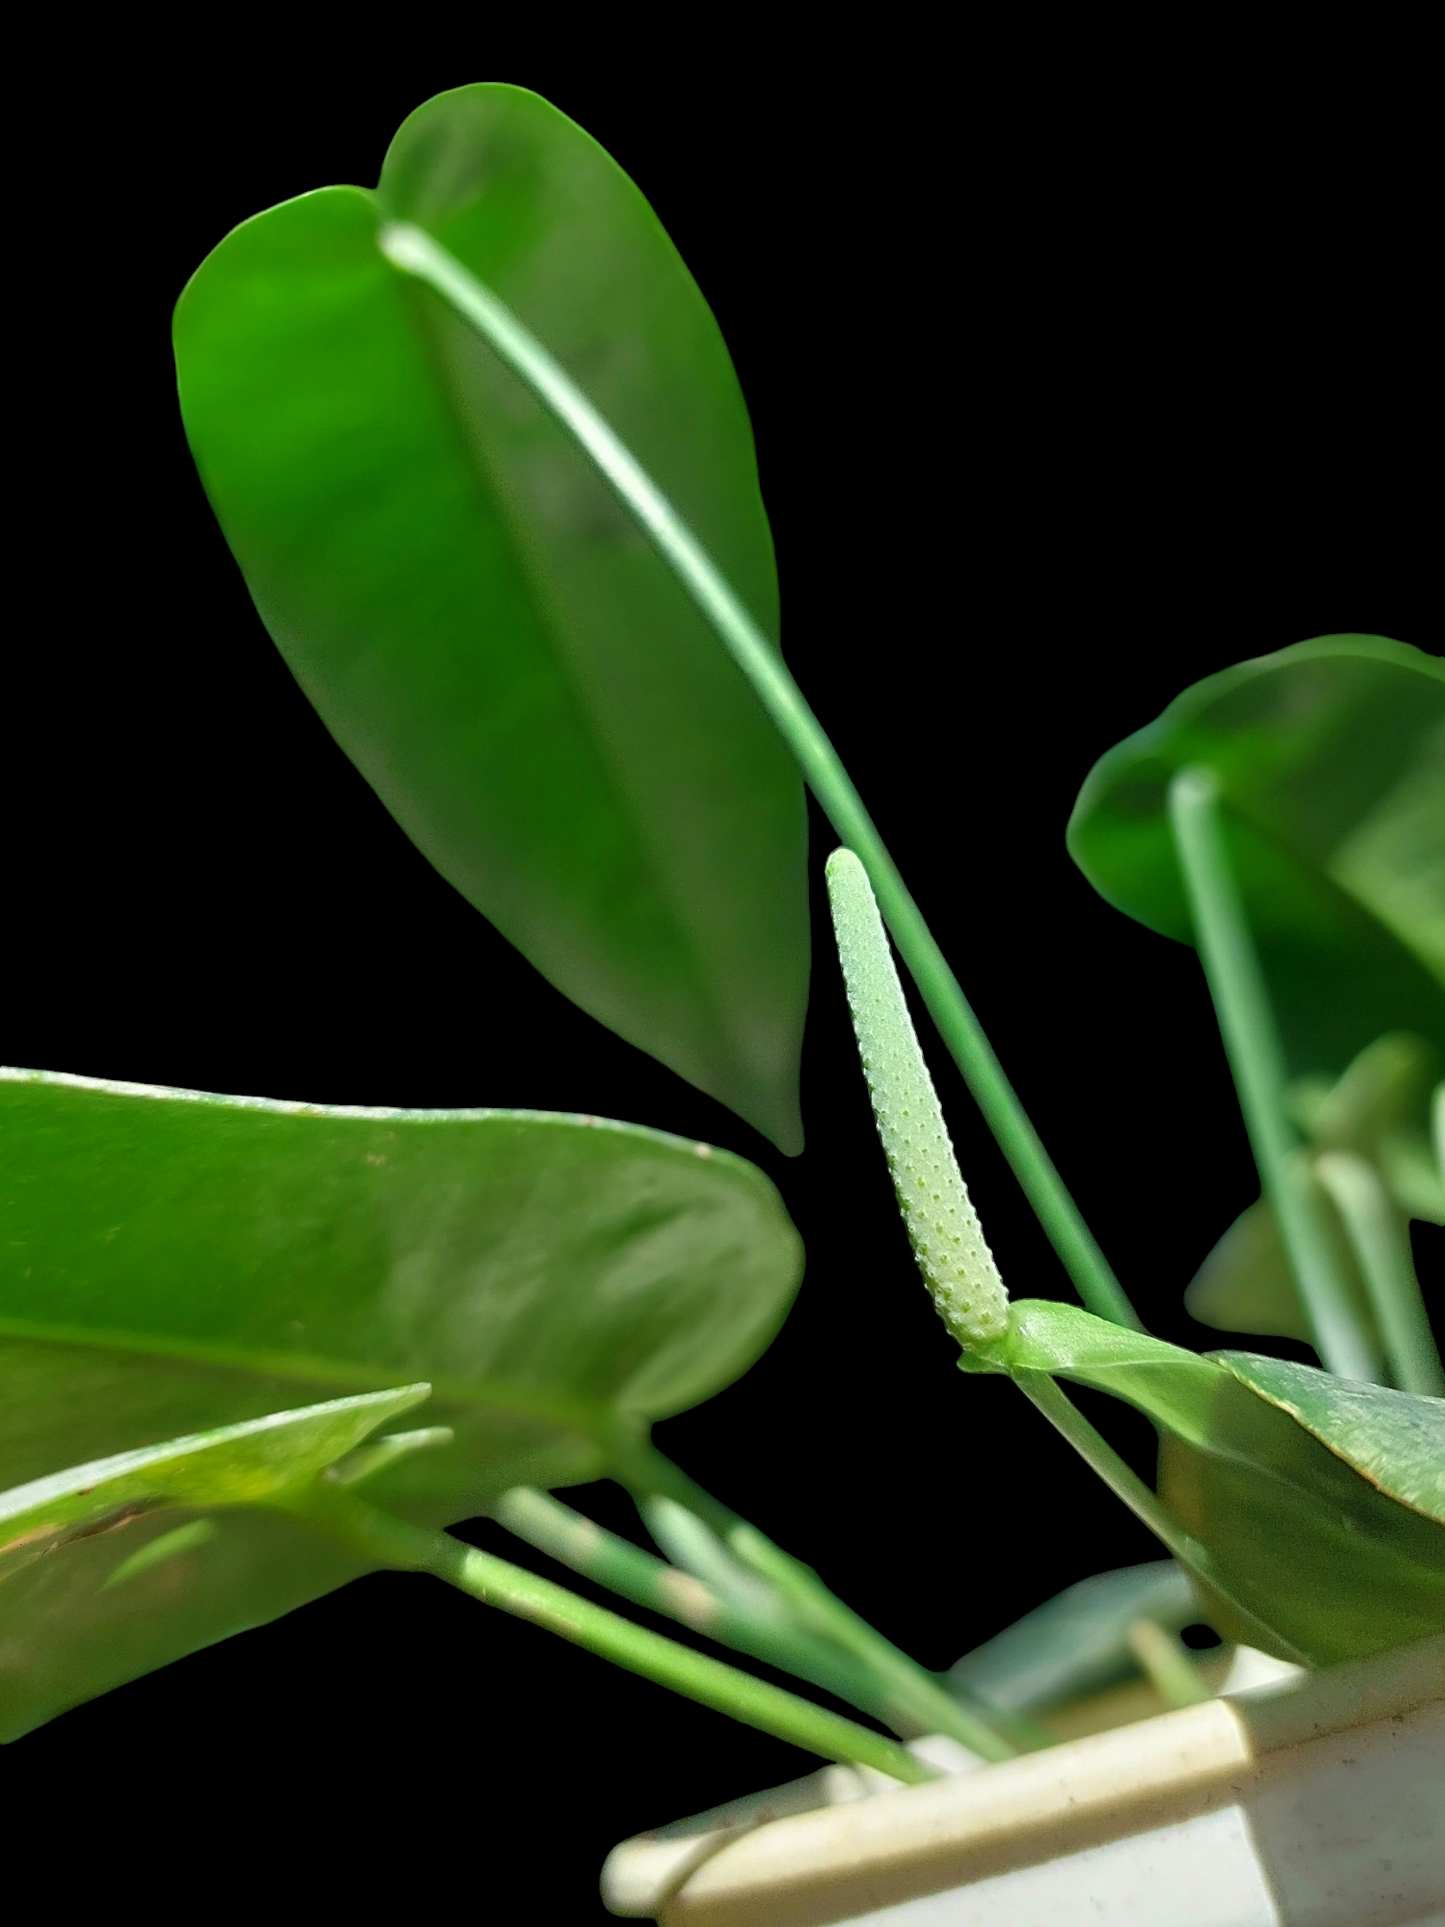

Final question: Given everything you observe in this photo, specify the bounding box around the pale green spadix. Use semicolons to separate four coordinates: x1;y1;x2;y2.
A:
826;849;1009;1349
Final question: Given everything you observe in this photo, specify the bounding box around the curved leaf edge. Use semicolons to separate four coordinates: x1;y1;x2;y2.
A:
1213;1350;1445;1526
1;1383;431;1552
1065;633;1444;944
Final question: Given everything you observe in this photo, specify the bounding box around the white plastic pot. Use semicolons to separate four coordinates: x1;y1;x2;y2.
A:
602;1634;1444;1926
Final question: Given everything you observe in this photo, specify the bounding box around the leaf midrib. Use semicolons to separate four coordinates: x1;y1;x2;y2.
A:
383;212;759;1091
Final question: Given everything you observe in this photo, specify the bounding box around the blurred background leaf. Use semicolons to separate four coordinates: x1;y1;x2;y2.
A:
1068;636;1445;1088
1188;1032;1442;1345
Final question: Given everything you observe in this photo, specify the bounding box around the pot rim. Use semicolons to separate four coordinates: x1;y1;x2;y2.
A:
601;1632;1445;1920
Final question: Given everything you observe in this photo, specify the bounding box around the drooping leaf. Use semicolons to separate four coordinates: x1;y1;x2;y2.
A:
174;82;808;1151
945;1560;1197;1714
1067;636;1445;1088
979;1299;1445;1665
0;1067;801;1734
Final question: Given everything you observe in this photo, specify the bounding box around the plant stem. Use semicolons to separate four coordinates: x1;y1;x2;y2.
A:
1015;1374;1207;1568
494;1486;916;1728
641;1494;782;1614
378;221;1136;1333
1015;1372;1309;1665
285;1481;932;1783
1125;1618;1212;1708
1314;1153;1445;1395
1167;768;1381;1382
610;1432;1032;1759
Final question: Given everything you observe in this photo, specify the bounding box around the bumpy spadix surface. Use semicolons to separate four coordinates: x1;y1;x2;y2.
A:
825;850;1008;1347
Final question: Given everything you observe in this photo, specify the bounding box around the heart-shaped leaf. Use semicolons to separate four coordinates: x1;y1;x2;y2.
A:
174;82;808;1150
980;1300;1445;1666
1067;636;1445;1087
0;1067;801;1734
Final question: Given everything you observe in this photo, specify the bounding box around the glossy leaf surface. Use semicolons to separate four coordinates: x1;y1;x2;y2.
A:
1068;636;1445;1084
981;1300;1445;1665
1215;1351;1444;1523
174;83;807;1149
0;1068;800;1733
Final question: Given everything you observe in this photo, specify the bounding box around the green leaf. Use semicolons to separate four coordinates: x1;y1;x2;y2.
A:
1185;1195;1316;1341
0;1385;426;1739
1067;636;1445;1086
1;1384;427;1562
945;1561;1197;1714
173;82;808;1151
1214;1351;1445;1524
1294;1031;1445;1223
992;1300;1445;1665
0;1067;801;1735
1184;1187;1385;1346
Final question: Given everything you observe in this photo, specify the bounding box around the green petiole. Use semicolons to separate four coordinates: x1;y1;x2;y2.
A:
640;1494;782;1617
285;1479;932;1784
1167;768;1381;1382
494;1486;940;1737
609;1430;1030;1760
1125;1618;1212;1709
1016;1372;1309;1666
634;1495;1051;1747
377;222;1137;1333
1315;1153;1444;1396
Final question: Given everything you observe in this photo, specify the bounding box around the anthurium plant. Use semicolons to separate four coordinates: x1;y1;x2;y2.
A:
3;81;1441;1805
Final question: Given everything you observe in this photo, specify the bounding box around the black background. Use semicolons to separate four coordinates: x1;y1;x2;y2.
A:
4;32;1436;1918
